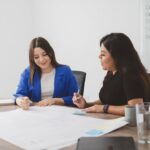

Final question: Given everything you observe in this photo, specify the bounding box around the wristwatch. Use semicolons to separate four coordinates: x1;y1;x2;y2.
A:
103;104;109;113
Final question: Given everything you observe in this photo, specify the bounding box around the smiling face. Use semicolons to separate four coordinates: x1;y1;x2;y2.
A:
99;43;116;73
33;47;53;73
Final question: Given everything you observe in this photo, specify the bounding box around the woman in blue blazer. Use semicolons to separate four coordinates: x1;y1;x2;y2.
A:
14;37;78;110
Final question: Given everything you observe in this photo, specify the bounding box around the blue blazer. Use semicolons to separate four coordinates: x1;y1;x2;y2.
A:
14;65;78;106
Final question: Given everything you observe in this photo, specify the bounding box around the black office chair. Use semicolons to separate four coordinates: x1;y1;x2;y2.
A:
73;70;86;95
145;73;150;102
148;73;150;79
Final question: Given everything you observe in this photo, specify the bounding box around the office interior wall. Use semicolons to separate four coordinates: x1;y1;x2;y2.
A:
33;0;141;100
140;0;150;72
0;0;33;98
0;0;143;101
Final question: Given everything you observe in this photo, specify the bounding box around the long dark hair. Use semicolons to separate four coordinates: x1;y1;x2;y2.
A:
100;33;150;101
29;37;60;83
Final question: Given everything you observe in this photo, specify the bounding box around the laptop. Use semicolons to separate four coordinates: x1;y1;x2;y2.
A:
76;136;137;150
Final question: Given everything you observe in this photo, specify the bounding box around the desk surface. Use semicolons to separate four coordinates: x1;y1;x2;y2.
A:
0;105;150;150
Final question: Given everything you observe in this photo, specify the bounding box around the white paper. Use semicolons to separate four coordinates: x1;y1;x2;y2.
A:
0;106;127;150
0;99;14;105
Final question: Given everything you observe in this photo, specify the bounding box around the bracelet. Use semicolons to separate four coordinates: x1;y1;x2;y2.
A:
103;104;109;113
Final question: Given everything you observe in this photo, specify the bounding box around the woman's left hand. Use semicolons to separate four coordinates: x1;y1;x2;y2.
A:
37;99;55;106
84;104;103;113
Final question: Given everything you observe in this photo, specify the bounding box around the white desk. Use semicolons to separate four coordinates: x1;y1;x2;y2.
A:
0;105;150;150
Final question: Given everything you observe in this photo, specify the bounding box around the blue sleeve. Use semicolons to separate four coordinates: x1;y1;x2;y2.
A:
13;67;30;101
61;66;78;106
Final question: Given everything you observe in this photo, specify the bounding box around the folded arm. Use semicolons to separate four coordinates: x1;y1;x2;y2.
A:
85;98;143;116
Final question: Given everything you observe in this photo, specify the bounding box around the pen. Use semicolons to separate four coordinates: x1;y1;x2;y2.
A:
77;88;80;94
74;89;82;102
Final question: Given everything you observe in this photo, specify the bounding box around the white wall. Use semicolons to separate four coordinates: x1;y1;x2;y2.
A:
0;0;144;101
140;0;150;72
33;0;141;100
0;0;34;98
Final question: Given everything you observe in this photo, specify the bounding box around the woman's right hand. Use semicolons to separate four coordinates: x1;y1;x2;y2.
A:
72;93;86;108
16;97;32;110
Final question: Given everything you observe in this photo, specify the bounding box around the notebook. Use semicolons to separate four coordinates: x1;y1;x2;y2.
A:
76;136;136;150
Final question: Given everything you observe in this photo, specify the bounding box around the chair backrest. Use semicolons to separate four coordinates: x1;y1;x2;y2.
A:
73;70;86;95
148;73;150;79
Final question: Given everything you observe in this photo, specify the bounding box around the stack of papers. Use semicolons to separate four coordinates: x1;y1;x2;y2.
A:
0;99;14;105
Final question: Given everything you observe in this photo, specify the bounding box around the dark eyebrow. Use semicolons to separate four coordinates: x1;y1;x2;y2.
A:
42;51;47;54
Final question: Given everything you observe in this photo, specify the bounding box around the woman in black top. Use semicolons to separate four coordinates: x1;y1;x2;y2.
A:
73;33;150;115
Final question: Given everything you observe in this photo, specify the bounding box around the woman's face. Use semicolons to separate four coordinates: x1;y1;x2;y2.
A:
99;43;116;72
33;47;52;73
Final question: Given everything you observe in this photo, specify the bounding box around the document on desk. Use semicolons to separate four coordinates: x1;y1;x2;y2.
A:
0;106;127;150
0;99;14;105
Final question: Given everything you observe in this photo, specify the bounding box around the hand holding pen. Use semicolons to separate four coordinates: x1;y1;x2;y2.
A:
16;96;32;110
72;92;86;108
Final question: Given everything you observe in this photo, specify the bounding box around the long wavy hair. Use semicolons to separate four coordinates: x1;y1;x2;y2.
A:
100;33;150;101
29;37;60;84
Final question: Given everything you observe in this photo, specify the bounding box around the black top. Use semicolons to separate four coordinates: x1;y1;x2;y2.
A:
99;71;144;105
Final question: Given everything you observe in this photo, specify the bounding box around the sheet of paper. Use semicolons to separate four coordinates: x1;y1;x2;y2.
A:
0;99;14;105
0;106;127;150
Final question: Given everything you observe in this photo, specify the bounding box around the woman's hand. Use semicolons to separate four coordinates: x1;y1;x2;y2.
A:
16;97;32;110
72;92;86;108
84;104;103;113
37;99;55;107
